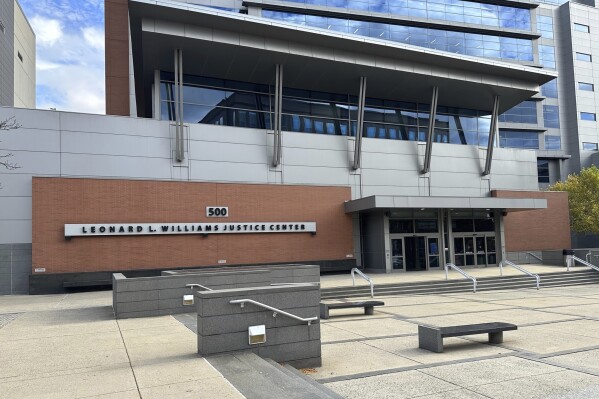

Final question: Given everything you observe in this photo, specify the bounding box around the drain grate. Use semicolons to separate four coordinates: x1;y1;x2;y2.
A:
0;313;20;329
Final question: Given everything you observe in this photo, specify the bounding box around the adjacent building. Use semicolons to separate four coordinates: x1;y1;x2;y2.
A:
0;0;35;109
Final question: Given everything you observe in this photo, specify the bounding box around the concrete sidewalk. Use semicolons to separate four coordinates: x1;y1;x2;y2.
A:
0;291;243;399
3;280;599;398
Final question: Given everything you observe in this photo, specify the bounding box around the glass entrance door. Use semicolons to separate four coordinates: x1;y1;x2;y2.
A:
428;237;440;268
405;236;427;271
391;238;404;270
454;235;496;267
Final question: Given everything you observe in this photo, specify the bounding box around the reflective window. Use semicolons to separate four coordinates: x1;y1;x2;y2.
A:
499;100;537;124
499;129;539;149
579;82;594;91
537;15;553;39
581;112;596;121
545;135;561;150
576;52;592;62
539;45;555;69
159;72;493;146
543;105;560;128
277;0;531;30
541;79;558;98
583;142;598;151
574;23;590;33
537;159;549;183
390;220;414;234
262;10;534;62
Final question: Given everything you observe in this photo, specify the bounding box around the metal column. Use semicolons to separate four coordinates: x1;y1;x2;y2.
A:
174;49;184;162
353;76;367;170
272;64;283;167
422;86;438;174
483;96;500;175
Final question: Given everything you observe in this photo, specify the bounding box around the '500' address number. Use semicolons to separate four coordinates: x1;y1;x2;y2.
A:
206;207;228;217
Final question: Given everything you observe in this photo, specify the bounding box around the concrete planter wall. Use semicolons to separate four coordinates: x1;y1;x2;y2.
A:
196;284;321;368
112;264;319;319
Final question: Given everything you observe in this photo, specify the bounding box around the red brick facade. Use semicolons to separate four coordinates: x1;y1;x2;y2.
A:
32;177;353;273
493;190;571;251
105;0;130;116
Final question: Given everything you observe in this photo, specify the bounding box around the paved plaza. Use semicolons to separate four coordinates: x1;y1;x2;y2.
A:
1;274;599;398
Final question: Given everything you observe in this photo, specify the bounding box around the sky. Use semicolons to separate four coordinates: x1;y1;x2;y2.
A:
19;0;106;114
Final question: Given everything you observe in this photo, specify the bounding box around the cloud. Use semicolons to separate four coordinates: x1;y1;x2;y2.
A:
19;0;106;114
82;26;104;50
30;16;63;46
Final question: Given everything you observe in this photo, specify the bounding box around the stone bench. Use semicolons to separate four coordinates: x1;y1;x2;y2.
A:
320;301;385;319
418;322;518;353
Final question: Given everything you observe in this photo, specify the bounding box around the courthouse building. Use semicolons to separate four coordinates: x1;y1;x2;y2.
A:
2;0;591;294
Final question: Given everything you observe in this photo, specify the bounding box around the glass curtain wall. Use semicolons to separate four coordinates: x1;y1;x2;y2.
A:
277;0;532;30
262;10;534;62
160;72;494;147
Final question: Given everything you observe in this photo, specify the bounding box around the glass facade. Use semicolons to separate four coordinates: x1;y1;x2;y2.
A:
499;129;539;149
277;0;532;30
583;142;598;151
498;100;537;124
543;105;560;128
262;10;534;62
541;79;558;98
545;135;561;150
537;15;553;39
160;73;493;146
539;45;556;69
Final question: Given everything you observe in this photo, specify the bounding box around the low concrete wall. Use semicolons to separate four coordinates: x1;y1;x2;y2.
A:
163;264;320;285
196;284;321;368
506;251;543;264
541;250;566;266
112;264;320;319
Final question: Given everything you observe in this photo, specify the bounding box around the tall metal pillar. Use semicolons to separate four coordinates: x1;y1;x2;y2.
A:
353;76;367;170
422;86;439;174
483;96;500;175
174;49;184;162
272;64;284;167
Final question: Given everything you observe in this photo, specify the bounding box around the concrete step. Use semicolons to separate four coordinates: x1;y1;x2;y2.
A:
207;352;337;399
321;270;599;299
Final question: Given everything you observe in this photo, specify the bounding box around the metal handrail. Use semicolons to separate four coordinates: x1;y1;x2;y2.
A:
526;252;543;263
186;283;212;291
570;256;599;273
229;299;318;325
500;260;540;290
351;267;374;298
444;263;477;293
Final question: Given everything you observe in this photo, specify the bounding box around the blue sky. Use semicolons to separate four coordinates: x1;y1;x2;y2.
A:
19;0;105;114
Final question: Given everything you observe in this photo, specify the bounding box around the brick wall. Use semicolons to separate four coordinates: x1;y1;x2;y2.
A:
493;190;571;251
32;177;353;273
105;0;129;116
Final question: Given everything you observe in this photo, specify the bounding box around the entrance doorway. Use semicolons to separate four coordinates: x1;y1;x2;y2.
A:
453;235;496;267
390;235;441;271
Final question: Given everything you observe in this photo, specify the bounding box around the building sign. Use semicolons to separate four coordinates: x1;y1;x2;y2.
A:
64;222;316;238
206;206;228;217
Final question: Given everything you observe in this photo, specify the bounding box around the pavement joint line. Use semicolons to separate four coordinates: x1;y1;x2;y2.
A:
315;352;514;384
116;319;143;399
51;294;69;309
411;369;498;399
376;306;521;320
0;362;133;385
520;355;599;379
322;332;417;345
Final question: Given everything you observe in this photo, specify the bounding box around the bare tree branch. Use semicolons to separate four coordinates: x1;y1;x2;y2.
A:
0;117;21;173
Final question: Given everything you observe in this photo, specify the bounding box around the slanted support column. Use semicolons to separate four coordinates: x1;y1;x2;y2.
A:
483;96;500;175
174;49;184;162
272;64;283;167
353;76;367;170
422;86;438;174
